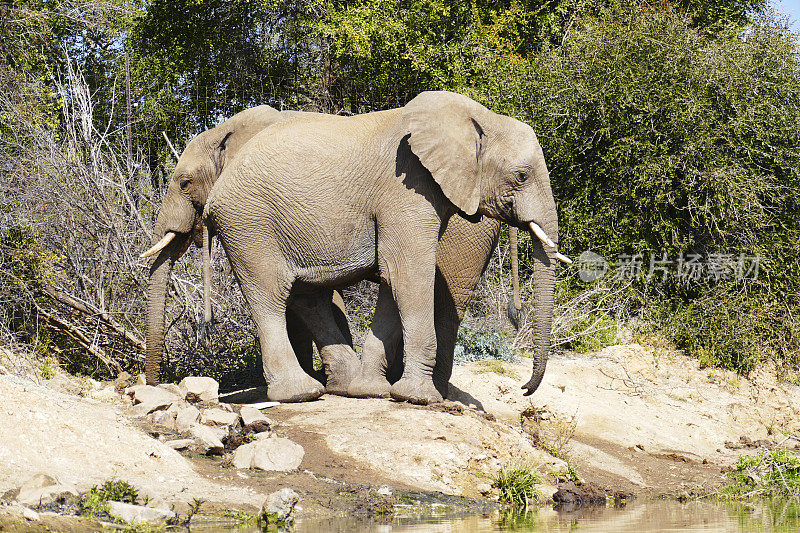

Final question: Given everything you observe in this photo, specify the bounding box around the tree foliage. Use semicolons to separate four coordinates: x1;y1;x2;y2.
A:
2;0;797;377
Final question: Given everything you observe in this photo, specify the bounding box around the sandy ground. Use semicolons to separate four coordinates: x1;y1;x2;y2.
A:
1;342;799;524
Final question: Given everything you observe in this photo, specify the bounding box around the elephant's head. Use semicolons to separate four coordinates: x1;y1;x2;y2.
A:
141;105;284;384
403;91;570;395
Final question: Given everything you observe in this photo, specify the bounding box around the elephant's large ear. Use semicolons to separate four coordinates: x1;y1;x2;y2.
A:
402;91;488;216
214;105;281;169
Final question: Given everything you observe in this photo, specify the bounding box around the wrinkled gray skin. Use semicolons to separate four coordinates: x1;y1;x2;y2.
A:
145;104;511;400
206;91;558;404
144;105;353;389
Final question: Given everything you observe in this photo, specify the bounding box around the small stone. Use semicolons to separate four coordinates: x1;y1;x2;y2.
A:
90;387;119;402
22;507;40;521
130;385;181;406
476;483;492;496
165;439;194;450
175;405;201;432
233;437;304;471
148;410;177;430
157;383;185;399
232;442;256;469
377;485;392;496
217;402;234;412
107;501;176;524
179;376;219;403
200;408;240;427
240;406;273;427
127;386;181;416
136;374;147;385
262;488;300;522
189;424;224;455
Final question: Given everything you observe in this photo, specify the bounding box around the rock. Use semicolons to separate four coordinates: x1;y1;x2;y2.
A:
233;437;304;471
189;424;224;455
127;385;181;416
232;442;256;469
165;439;194;450
262;488;300;522
179;377;219;403
209;425;229;441
106;501;176;524
157;383;185;399
129;385;181;405
22;507;40;521
19;473;58;493
90;387;119;402
553;482;608;506
174;405;201;432
148;409;177;430
17;484;79;507
200;407;240;427
240;406;273;427
136;374;147;386
377;485;393;496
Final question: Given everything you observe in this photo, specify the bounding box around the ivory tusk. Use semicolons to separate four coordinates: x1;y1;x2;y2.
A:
529;222;556;248
139;232;176;258
554;252;573;264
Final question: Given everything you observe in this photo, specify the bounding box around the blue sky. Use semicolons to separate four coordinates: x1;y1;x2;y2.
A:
775;0;800;34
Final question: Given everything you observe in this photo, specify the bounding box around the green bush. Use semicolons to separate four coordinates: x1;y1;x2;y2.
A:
724;450;800;500
477;5;800;373
81;479;140;517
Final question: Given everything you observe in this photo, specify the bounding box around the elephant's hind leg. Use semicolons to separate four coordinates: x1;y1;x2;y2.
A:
347;281;399;398
290;290;360;396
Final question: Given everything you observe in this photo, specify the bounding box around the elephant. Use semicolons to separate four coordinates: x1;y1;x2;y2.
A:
205;91;570;405
141;105;354;390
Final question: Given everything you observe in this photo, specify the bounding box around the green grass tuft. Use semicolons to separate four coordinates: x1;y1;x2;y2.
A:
493;463;542;509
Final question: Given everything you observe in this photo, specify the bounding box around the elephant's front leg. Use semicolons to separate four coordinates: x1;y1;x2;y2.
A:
381;234;442;405
290;290;361;396
347;281;402;398
239;275;325;402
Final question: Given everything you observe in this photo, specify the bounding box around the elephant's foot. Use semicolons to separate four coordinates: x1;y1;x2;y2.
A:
346;373;391;398
390;376;444;405
322;346;361;396
266;372;325;403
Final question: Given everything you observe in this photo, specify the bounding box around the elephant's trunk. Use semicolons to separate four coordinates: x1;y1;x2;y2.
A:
202;223;213;324
510;225;521;312
521;216;557;396
144;231;190;384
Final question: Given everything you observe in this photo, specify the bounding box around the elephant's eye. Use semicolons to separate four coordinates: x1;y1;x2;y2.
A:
516;171;528;183
179;177;192;191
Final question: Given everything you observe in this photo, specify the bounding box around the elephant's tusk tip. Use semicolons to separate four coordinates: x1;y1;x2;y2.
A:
140;232;177;259
554;252;572;264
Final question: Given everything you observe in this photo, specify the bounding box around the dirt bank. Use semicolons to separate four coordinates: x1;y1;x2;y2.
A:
1;343;799;528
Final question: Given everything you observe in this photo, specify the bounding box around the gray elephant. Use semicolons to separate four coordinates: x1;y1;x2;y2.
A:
205;91;569;405
140;105;354;390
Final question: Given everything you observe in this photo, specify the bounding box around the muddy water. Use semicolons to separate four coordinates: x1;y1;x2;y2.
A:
295;500;800;532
